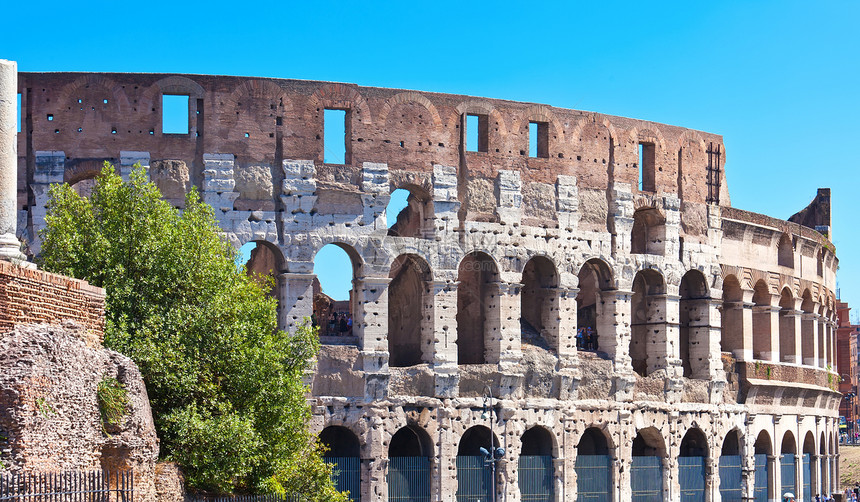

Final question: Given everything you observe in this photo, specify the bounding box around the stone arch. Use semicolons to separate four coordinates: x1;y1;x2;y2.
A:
631;427;667;500
520;255;559;350
722;429;742;456
454;99;509;137
457;251;501;364
780;430;798;497
626;126;668;193
377;92;443;129
679;428;708;500
754;430;773;500
567;115;619;187
800;289;816;366
778;287;798;364
778;233;794;268
221;79;294;143
520;425;556;457
388;254;433;367
457;425;501;501
679;269;711;378
721;274;744;358
306;83;372;124
575;258;615;354
630;268;667;376
389;424;434;458
319;425;362;457
781;430;797;454
243;241;286;324
631;205;667;255
55;74;130;114
575;427;613;501
387;183;434;239
313;242;363;339
458;425;500;456
680;428;709;457
752;279;774;361
633;427;667;457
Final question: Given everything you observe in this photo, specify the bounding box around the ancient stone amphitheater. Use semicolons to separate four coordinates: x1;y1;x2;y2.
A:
15;72;840;501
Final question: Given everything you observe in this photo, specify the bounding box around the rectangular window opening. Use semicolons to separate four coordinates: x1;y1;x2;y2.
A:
324;108;347;164
16;94;21;133
465;114;488;153
529;121;548;158
639;142;656;192
162;94;189;134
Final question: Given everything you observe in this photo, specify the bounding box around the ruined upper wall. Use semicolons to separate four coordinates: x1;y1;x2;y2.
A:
16;72;730;207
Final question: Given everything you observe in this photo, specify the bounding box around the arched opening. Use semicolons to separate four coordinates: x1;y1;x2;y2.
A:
679;429;708;501
721;275;744;358
576;428;612;501
630;207;666;255
71;175;98;199
818;303;827;368
680;270;710;378
388;425;433;502
752;280;774;361
388;254;433;367
719;430;743;502
800;290;816;366
630;269;666;376
457;252;500;364
778;234;794;268
313;244;360;341
631;428;666;501
802;432;815;500
319;426;361;501
519;427;555;501
457;426;500;502
239;240;285;327
576;259;614;354
781;431;797;499
387;185;434;239
754;431;773;501
778;288;797;363
520;256;559;350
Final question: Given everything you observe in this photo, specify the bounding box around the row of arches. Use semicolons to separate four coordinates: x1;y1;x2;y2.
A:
319;422;839;501
298;240;836;374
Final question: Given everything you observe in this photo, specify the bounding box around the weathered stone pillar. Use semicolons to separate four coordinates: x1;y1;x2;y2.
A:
497;281;524;399
802;311;818;366
119;150;150;181
355;276;391;400
0;60;24;263
280;272;315;333
430;279;459;397
648;293;675;376
557;287;581;400
600;289;635;400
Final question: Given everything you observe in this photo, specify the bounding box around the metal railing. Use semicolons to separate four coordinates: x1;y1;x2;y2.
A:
188;495;305;502
323;457;359;502
678;456;705;501
630;456;663;502
387;457;430;502
0;470;132;502
575;454;611;502
456;456;492;502
718;455;743;502
517;455;553;502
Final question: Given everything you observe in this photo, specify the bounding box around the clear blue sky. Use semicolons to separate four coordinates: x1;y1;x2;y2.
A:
7;0;859;318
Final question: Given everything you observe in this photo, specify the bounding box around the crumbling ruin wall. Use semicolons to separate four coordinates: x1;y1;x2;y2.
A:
0;322;158;502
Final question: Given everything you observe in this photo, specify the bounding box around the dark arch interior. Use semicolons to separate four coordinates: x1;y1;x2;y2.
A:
520;256;557;340
632;429;665;457
456;252;498;364
319;426;360;457
754;432;771;455
388;254;431;367
803;432;815;454
458;426;497;456
781;432;796;454
389;425;433;457
721;430;741;456
521;427;554;456
577;428;609;456
680;429;708;457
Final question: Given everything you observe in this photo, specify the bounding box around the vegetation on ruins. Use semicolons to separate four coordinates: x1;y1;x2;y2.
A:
96;377;128;430
39;163;346;500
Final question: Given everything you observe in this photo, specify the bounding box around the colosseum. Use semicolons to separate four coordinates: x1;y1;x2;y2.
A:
14;71;841;501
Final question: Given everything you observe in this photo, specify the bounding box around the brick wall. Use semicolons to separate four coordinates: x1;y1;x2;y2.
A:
0;261;104;345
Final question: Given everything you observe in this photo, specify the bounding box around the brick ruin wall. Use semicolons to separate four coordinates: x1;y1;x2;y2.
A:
14;72;843;501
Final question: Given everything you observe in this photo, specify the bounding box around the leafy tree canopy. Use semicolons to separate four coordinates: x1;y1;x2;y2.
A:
39;163;345;500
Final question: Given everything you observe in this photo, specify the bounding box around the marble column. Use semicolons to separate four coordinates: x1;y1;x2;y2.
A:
0;60;26;263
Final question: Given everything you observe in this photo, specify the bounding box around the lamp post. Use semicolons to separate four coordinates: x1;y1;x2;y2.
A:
479;385;505;502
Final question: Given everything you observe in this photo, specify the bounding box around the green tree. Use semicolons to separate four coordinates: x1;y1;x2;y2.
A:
39;163;346;500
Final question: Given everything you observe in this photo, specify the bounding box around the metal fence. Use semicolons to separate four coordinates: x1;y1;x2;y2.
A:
387;457;430;502
456;456;491;502
0;470;132;502
678;456;705;502
754;453;768;502
781;453;796;498
517;456;552;502
189;495;305;502
574;455;611;502
323;457;360;502
802;453;811;501
630;456;663;502
718;455;743;502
